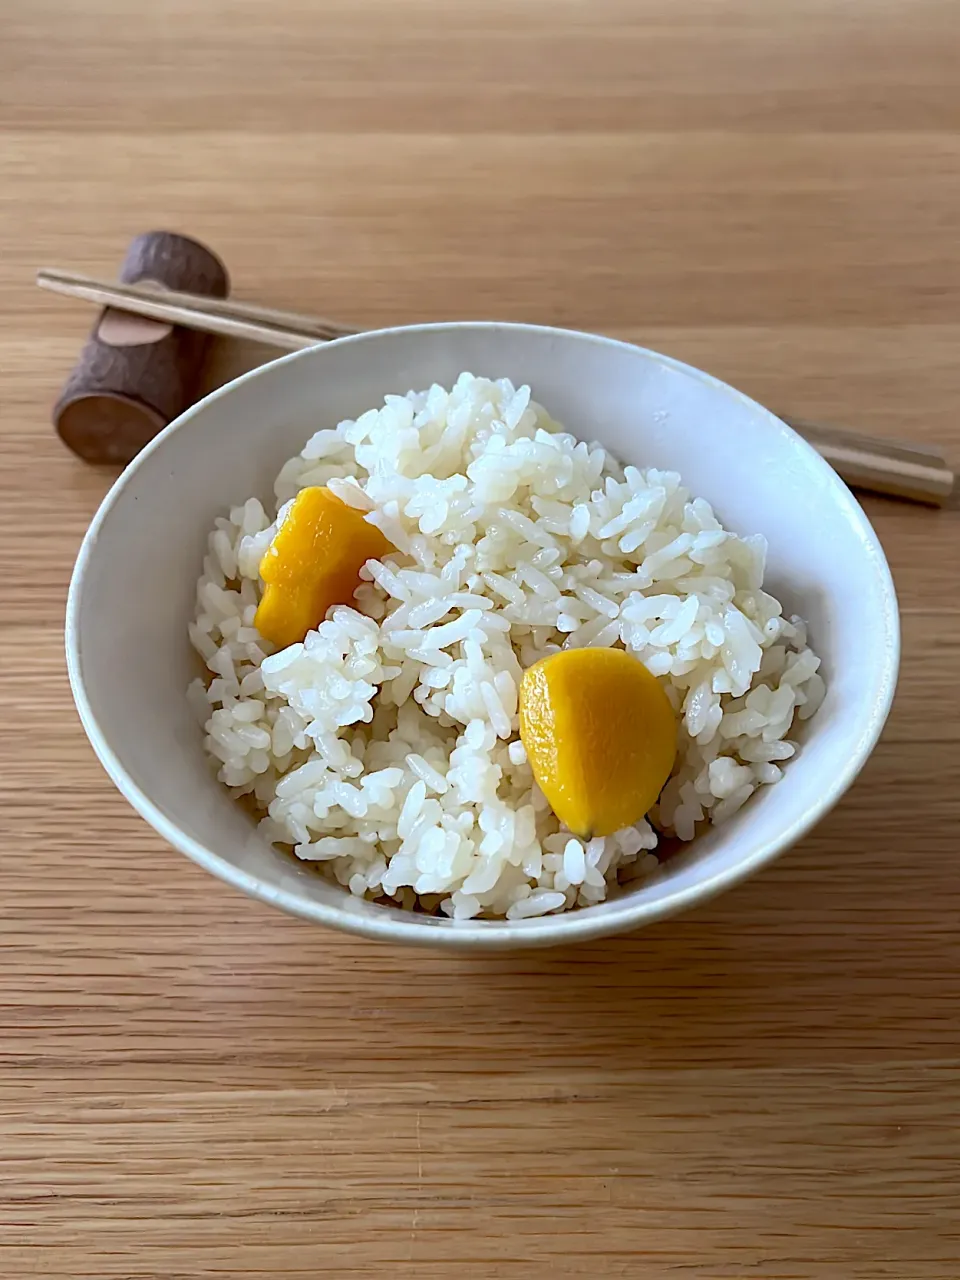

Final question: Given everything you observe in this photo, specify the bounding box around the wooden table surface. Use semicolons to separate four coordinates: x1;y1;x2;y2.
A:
2;2;959;1276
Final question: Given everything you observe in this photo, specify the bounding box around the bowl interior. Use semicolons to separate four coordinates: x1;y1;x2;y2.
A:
67;324;898;947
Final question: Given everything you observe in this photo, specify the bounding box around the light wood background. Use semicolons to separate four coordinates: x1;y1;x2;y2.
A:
1;2;959;1276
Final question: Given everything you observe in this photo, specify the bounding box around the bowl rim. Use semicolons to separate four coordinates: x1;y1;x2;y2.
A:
66;321;900;949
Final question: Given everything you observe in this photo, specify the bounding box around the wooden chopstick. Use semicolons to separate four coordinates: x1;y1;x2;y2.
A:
37;267;955;505
780;418;954;508
37;268;348;350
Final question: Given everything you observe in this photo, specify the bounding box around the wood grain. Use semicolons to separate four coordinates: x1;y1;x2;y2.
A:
1;2;958;1276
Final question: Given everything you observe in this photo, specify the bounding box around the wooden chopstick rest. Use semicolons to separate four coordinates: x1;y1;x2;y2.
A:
53;232;229;465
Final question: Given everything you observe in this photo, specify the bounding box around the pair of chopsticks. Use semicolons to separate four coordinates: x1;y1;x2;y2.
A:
38;268;351;350
36;267;955;506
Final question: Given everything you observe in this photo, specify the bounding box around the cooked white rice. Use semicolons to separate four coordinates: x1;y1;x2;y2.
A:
189;373;825;921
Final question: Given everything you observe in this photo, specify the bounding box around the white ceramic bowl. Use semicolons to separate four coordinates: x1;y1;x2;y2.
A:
66;324;899;949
